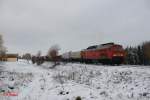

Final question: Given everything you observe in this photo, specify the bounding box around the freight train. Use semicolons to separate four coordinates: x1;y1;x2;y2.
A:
61;43;126;65
31;43;126;65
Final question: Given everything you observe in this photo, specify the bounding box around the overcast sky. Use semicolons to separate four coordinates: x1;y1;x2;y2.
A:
0;0;150;55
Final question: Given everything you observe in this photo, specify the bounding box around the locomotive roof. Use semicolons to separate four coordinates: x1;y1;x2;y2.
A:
97;44;113;49
86;45;98;50
101;42;114;45
85;43;115;51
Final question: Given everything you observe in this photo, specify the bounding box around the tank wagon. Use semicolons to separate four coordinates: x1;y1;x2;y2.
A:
61;43;126;65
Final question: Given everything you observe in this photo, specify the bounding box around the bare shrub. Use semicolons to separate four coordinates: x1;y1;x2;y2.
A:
52;71;70;95
22;53;31;63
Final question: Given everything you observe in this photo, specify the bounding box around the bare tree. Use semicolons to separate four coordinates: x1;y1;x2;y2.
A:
0;34;7;56
143;42;150;64
47;44;60;68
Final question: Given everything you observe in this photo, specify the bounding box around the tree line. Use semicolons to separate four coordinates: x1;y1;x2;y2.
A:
125;41;150;65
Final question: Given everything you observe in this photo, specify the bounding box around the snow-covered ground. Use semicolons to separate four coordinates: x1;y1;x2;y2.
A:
0;60;150;100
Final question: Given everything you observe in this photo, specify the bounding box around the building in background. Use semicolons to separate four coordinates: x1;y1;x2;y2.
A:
0;54;18;62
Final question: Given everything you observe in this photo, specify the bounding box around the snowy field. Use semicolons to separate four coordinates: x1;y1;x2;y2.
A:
0;60;150;100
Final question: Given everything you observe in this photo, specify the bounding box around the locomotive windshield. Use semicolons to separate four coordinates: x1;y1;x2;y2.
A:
113;45;123;51
86;45;98;50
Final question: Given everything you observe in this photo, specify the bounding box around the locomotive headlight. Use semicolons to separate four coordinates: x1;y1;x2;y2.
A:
113;53;123;56
113;54;117;56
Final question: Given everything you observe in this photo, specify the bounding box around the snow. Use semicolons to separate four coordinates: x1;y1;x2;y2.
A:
0;60;150;100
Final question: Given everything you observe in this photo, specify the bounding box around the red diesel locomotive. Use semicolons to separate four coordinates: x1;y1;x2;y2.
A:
81;43;125;64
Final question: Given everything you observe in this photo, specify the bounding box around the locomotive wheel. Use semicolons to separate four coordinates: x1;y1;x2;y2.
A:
112;57;124;65
92;60;99;65
99;59;112;65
